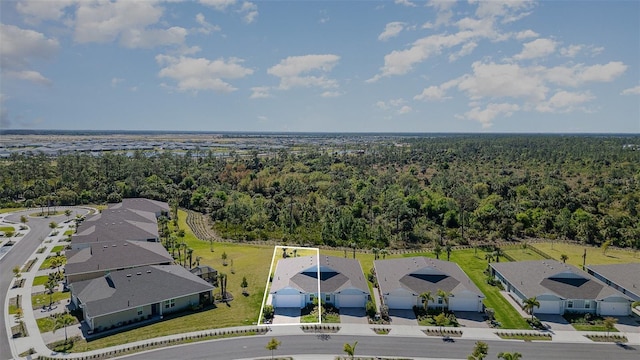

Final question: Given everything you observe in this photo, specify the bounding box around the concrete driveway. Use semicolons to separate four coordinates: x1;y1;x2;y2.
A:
388;309;417;325
536;314;576;332
340;308;368;324
615;315;640;334
272;307;301;324
455;311;489;328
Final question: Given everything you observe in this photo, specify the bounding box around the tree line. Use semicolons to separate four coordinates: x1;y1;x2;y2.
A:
1;135;639;250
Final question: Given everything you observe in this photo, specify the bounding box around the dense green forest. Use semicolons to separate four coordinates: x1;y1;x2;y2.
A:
2;135;639;250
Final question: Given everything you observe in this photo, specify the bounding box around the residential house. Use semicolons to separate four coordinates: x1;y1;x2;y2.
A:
65;240;173;283
109;198;170;218
490;260;632;316
374;257;484;312
69;265;214;333
270;255;370;309
586;263;640;301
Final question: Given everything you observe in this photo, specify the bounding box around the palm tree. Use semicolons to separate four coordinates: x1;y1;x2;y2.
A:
437;289;450;310
380;249;389;259
265;337;281;360
53;313;75;343
343;341;358;359
523;297;540;320
64;209;72;221
445;242;452;261
434;244;442;259
497;352;522;360
560;254;568;263
349;242;357;259
469;341;489;360
187;248;194;268
20;215;28;225
45;276;57;309
420;292;434;310
49;221;58;231
372;247;380;260
485;252;494;264
493;247;504;262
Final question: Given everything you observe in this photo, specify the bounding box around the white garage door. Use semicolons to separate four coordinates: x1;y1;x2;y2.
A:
536;300;560;314
449;297;478;312
599;302;629;316
274;294;302;308
338;294;365;308
385;296;416;310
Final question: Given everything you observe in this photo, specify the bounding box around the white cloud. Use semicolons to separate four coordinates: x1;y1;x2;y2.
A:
560;44;583;58
449;41;477;62
6;70;52;86
250;86;271;99
514;38;557;60
240;2;258;23
268;54;340;90
120;27;187;49
321;91;342;98
195;13;221;34
414;85;449;101
156;55;253;93
111;78;124;87
199;0;236;11
536;90;594;113
515;29;538;40
16;0;75;24
462;102;520;128
544;61;627;87
0;24;58;85
474;0;535;23
458;61;548;101
378;22;405;41
398;105;412;114
395;0;417;7
621;86;640;95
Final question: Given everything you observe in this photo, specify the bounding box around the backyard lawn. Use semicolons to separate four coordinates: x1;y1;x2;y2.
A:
502;248;546;262
532;242;640;267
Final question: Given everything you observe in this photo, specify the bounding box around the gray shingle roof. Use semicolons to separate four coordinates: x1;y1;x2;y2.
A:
66;241;173;277
586;263;640;298
491;260;629;300
374;257;483;297
109;198;170;216
72;219;159;246
69;265;214;318
84;208;157;225
271;255;368;294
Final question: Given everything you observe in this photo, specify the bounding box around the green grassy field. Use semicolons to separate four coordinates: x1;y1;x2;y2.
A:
33;275;49;286
502;248;546;262
532;242;640;267
51;245;65;254
32;292;70;308
0;226;15;232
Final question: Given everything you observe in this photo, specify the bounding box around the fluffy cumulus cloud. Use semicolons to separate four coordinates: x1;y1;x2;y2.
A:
240;2;258;23
514;38;558;60
621;86;640;95
200;0;258;23
16;0;75;24
535;90;594;113
543;61;628;87
458;61;548;101
195;13;221;34
379;22;406;41
156;55;253;93
376;98;411;114
267;54;340;90
73;1;187;48
0;24;59;85
199;0;237;11
462;103;520;128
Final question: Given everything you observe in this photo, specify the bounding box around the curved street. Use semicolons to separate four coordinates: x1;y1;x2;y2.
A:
122;334;639;360
0;208;89;360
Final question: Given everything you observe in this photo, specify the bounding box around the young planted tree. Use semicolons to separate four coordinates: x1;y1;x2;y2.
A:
468;341;489;360
20;215;28;225
434;244;442;259
497;352;522;360
560;254;568;263
222;251;228;266
13;266;21;279
523;297;540;321
343;341;358;360
54;313;76;344
420;291;434;310
241;276;248;295
603;316;617;336
45;275;58;309
265;337;281;360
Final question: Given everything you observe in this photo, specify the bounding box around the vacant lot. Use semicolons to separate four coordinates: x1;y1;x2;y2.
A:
532;242;640;267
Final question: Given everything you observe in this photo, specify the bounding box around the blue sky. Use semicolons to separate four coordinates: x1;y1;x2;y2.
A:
1;0;639;133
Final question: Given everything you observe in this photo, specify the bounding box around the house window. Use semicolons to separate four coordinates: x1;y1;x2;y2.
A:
438;298;443;305
567;301;573;308
137;307;143;316
164;299;176;309
325;294;331;302
585;302;590;309
310;294;315;302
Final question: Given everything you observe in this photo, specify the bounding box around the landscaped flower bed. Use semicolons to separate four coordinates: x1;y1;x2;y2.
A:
496;332;551;341
585;334;628;343
422;328;463;337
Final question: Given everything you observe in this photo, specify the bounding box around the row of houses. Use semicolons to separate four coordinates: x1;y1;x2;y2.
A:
270;255;635;317
66;199;215;334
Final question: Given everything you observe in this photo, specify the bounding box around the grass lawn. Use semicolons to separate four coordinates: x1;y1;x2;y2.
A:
51;245;65;254
0;226;15;232
37;315;79;333
572;324;618;332
63;230;74;236
39;256;55;270
532;242;640;267
33;275;49;286
32;291;70;308
0;208;25;214
502;248;546;262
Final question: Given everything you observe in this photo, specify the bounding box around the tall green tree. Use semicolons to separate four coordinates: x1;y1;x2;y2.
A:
468;341;489;360
54;313;75;343
523;297;540;320
265;337;281;360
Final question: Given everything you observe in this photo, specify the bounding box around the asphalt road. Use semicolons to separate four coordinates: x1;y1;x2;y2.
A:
123;334;638;360
0;208;88;360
